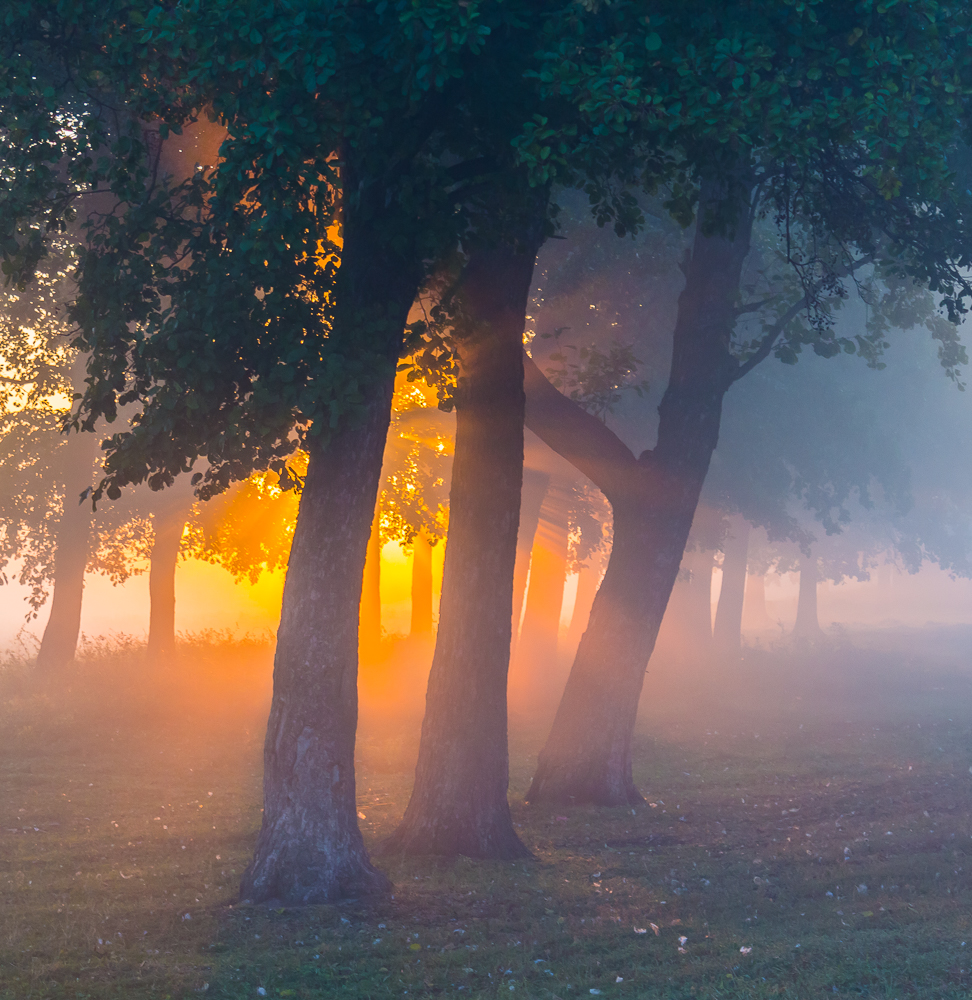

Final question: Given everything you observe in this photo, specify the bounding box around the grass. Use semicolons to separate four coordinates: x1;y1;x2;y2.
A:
3;626;972;998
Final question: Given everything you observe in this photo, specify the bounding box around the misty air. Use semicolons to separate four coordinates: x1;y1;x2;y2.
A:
4;4;972;999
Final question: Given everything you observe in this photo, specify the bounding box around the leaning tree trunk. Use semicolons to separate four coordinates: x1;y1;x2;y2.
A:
380;211;546;859
240;174;423;903
409;528;434;636
147;514;184;660
36;430;96;673
712;515;750;655
524;175;754;805
793;552;822;637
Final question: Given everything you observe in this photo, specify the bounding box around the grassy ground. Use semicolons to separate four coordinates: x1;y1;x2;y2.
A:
3;627;972;999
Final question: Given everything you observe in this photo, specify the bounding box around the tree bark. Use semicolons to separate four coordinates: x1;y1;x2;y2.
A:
511;468;549;644
793;552;822;637
523;175;754;805
712;515;750;655
410;528;434;636
147;514;183;660
380;211;545;859
360;508;382;661
36;430;95;673
241;168;424;903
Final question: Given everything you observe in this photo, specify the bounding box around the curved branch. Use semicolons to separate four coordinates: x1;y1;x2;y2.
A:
522;350;636;502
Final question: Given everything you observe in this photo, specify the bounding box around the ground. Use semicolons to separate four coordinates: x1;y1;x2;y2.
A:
2;626;972;999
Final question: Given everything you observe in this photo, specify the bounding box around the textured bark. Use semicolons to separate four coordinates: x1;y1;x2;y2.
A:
241;173;423;903
240;383;396;904
712;515;750;655
410;529;434;636
36;431;95;673
524;176;754;805
360;509;382;661
147;515;183;660
511;469;549;643
793;552;822;637
380;218;545;860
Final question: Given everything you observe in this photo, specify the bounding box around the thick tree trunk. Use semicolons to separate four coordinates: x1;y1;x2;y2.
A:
793;552;822;637
241;171;423;903
360;509;382;660
147;515;183;660
511;468;549;643
523;175;754;805
410;528;434;636
380;213;545;859
565;561;600;654
712;515;750;655
36;431;95;673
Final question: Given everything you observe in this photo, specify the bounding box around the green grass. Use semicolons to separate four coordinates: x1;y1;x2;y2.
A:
3;627;972;998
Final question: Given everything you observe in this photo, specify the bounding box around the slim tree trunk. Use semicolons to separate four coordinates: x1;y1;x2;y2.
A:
510;488;570;711
712;515;750;655
147;515;182;660
241;168;424;903
410;528;434;636
517;490;569;665
523;174;754;805
793;552;822;637
381;206;546;859
360;508;382;660
511;468;549;643
742;570;771;629
36;430;95;673
565;560;600;654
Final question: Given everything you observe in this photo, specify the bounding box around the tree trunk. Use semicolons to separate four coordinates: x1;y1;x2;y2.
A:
712;515;750;655
793;552;822;637
380;209;546;860
36;430;95;673
742;570;772;630
565;560;600;654
523;174;754;805
511;468;549;643
517;488;569;665
410;528;434;636
147;515;182;660
360;508;382;660
241;168;424;903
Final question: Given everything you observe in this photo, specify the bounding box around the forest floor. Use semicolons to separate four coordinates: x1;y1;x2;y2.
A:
2;624;972;999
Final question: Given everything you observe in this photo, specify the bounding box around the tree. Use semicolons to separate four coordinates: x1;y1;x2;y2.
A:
5;0;533;900
515;0;972;804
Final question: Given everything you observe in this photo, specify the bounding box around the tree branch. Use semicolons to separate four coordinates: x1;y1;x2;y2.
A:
731;253;875;383
523;350;636;502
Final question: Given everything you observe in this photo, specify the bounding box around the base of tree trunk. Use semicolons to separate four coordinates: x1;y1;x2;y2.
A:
527;755;644;807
